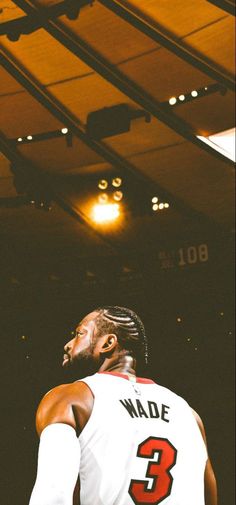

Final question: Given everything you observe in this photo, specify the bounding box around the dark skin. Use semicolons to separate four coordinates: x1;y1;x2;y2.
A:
36;311;217;505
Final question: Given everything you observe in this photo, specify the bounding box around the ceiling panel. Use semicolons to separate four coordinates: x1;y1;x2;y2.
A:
185;16;235;74
1;30;92;85
0;66;23;95
104;117;184;158
59;1;158;64
0;87;62;137
121;0;227;38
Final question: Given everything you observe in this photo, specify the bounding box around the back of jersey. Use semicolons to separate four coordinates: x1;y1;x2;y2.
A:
78;372;207;505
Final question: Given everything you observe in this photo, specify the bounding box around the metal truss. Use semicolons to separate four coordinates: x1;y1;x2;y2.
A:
3;0;234;167
4;0;234;90
0;46;224;229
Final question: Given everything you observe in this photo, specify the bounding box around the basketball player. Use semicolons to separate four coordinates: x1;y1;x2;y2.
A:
29;306;217;505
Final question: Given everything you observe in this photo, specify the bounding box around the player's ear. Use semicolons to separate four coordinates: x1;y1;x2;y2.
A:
100;334;118;355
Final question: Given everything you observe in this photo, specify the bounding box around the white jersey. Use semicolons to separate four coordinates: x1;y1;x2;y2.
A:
78;372;207;505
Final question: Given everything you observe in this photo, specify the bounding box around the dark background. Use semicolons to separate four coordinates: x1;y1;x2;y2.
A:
1;228;234;505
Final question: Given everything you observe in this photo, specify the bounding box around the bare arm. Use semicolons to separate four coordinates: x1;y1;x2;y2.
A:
29;381;93;505
29;384;80;505
193;410;218;505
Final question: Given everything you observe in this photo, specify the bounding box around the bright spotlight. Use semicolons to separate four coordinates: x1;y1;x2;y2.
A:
169;97;177;105
178;94;185;101
98;193;109;203
164;203;169;208
61;128;68;134
17;137;23;142
113;190;123;201
98;179;108;190
92;203;120;223
27;135;33;140
112;177;122;187
152;204;159;211
152;196;158;203
159;203;164;209
191;90;198;97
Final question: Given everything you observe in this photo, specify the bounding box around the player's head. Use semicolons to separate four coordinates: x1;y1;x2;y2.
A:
95;306;148;366
63;306;148;374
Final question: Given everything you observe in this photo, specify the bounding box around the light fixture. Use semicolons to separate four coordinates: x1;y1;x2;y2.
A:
164;203;169;208
159;203;164;209
152;203;158;211
112;177;122;187
61;128;68;134
98;193;109;203
92;203;120;223
152;196;158;203
166;83;223;108
98;179;108;190
17;137;23;142
86;104;150;140
27;135;33;140
169;97;177;105
197;127;235;162
113;190;123;201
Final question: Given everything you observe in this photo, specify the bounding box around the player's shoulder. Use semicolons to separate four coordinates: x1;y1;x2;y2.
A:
39;380;92;406
36;381;93;435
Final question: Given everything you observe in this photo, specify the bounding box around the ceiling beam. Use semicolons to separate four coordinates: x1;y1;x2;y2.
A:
0;47;225;230
5;0;234;167
98;0;235;90
207;0;235;15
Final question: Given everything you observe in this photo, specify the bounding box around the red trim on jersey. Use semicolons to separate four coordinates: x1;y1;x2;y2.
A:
99;371;155;384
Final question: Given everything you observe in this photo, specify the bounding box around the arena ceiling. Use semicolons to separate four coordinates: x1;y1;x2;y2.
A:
0;0;235;259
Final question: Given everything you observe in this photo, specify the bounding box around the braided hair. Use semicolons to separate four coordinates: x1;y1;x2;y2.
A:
95;306;148;366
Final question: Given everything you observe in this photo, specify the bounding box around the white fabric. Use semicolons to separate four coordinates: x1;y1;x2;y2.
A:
78;373;208;505
29;423;80;505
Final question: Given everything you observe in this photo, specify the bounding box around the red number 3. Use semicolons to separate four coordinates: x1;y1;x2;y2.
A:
129;437;177;504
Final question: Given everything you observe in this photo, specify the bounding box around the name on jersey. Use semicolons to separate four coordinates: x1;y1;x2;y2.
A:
119;398;170;422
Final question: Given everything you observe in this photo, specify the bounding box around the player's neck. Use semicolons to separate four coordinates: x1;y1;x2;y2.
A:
98;353;136;376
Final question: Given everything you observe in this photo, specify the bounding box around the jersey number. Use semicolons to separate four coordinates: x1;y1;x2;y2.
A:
129;437;177;505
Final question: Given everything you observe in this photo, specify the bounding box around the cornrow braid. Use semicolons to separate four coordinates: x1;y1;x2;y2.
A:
95;306;149;365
